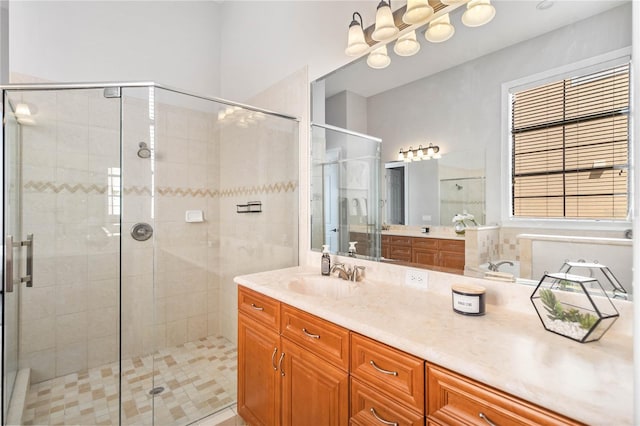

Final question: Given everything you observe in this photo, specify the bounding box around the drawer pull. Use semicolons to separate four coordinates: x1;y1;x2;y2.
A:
278;352;286;376
302;328;320;339
479;412;497;426
370;408;398;426
271;347;278;370
250;303;264;311
369;360;398;376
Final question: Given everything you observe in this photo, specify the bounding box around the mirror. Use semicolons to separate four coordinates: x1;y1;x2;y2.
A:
310;0;634;295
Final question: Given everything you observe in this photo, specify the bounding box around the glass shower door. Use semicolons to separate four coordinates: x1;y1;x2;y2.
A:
2;88;123;425
2;91;22;425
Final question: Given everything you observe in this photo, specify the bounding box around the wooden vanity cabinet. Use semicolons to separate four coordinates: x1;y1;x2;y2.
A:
237;288;282;426
350;333;425;426
238;286;349;426
426;363;583;426
382;235;466;273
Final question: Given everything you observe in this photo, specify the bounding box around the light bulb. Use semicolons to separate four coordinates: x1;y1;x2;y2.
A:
462;0;496;27
345;17;368;56
372;0;398;42
402;0;433;25
425;13;455;43
367;45;391;69
417;146;424;158
394;31;420;57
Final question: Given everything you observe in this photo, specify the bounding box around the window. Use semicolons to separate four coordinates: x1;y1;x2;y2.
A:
510;62;630;220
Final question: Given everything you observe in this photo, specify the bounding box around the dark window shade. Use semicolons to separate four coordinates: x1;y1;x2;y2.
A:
511;63;630;219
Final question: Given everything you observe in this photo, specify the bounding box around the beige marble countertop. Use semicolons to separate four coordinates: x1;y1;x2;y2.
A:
381;229;466;240
234;265;633;425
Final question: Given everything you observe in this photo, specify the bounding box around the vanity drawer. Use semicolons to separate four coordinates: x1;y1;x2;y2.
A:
390;245;412;262
281;304;350;371
427;363;583;426
412;238;438;250
351;333;425;413
438;239;465;253
389;235;412;246
238;286;280;331
350;378;424;426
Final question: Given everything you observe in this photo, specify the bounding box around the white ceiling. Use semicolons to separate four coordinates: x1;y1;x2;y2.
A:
322;0;629;99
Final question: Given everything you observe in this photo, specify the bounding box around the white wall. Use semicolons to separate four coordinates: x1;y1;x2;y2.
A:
219;0;373;102
9;1;221;96
0;0;8;84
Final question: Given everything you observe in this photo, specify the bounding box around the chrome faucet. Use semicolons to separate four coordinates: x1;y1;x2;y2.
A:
488;260;514;272
330;263;366;282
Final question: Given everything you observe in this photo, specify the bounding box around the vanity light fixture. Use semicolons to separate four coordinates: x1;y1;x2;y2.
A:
346;1;497;69
394;30;420;57
345;12;368;56
461;0;496;27
425;13;455;43
397;143;441;162
372;0;399;42
402;0;434;25
367;45;391;69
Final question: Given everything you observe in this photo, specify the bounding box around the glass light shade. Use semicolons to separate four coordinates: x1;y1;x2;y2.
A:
402;0;434;25
367;45;391;69
425;14;455;43
398;151;404;161
407;149;414;160
433;152;442;159
217;111;226;121
462;0;496;27
416;147;424;158
393;31;420;57
15;103;31;117
345;23;368;56
372;1;399;41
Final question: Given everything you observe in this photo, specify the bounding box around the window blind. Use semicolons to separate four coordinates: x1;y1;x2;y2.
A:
511;63;630;219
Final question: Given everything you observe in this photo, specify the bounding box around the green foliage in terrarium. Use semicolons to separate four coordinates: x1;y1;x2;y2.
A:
539;289;598;330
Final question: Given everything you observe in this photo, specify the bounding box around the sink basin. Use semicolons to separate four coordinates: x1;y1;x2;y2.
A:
286;275;361;299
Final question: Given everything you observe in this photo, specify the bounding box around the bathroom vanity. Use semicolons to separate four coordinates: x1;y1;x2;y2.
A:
381;232;465;273
234;265;633;425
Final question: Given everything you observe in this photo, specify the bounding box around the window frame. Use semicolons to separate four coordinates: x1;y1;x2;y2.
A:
500;48;633;230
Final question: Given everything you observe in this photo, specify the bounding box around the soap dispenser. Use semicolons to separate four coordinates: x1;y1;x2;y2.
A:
321;245;331;276
348;241;358;257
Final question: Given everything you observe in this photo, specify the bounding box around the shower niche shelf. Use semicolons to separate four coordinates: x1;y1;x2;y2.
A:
237;201;262;213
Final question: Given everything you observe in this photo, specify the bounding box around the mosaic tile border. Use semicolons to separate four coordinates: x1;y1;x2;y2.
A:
23;180;298;197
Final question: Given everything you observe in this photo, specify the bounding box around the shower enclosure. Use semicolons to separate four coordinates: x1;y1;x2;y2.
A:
1;83;299;425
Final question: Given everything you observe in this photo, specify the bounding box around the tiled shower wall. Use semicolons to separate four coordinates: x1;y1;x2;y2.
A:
18;89;121;383
15;87;299;383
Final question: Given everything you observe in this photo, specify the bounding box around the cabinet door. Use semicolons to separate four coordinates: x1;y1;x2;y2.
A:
412;248;438;267
281;339;349;426
439;251;465;272
238;313;281;426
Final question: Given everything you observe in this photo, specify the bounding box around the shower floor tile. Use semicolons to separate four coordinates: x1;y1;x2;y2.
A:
22;335;237;426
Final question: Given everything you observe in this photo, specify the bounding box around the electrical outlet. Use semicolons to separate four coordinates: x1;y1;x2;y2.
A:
405;268;428;290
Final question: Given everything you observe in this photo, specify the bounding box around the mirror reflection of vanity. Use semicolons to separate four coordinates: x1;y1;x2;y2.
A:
310;0;634;296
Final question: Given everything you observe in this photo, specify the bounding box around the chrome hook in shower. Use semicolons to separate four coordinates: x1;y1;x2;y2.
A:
137;142;151;159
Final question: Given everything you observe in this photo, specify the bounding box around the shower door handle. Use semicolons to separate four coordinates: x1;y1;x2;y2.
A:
5;235;14;293
22;234;34;287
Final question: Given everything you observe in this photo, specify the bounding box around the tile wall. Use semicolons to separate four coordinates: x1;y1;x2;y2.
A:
14;86;299;383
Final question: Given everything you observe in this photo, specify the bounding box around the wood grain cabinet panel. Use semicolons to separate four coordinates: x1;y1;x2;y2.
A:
350;378;424;426
238;286;280;330
427;363;583;426
281;338;349;426
237;313;281;426
351;333;425;413
281;305;350;371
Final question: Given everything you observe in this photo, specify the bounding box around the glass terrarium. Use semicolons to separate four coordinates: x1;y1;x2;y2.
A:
530;272;620;343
